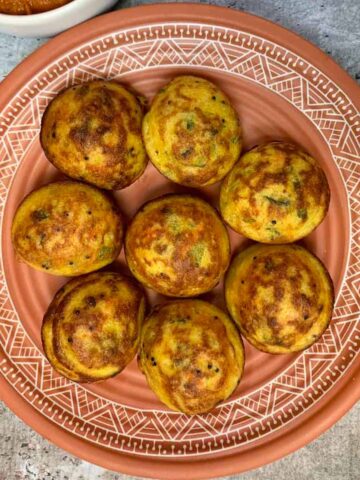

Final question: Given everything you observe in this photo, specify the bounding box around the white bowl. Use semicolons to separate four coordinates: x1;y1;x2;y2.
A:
0;0;118;37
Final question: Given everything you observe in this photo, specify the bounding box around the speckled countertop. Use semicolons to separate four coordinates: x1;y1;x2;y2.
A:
0;1;359;479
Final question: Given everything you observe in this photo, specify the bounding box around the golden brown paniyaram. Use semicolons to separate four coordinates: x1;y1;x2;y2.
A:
11;181;123;276
138;300;244;414
143;75;242;187
220;141;330;243
225;243;334;354
40;80;147;190
42;272;146;382
125;194;231;297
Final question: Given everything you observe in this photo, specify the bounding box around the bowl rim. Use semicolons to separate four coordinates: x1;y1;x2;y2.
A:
0;0;115;22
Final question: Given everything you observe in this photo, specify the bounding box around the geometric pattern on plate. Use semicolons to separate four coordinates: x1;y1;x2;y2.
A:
0;23;359;456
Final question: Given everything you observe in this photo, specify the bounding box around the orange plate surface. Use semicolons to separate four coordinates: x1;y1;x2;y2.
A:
0;4;359;479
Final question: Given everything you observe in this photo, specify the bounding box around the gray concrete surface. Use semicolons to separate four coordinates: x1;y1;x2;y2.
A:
0;1;359;479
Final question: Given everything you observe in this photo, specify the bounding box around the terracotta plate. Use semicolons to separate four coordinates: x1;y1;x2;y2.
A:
0;5;359;479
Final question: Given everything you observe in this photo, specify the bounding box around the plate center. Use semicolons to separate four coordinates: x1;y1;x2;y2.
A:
2;69;350;409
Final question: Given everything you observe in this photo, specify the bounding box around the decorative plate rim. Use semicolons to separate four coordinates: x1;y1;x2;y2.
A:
0;5;359;479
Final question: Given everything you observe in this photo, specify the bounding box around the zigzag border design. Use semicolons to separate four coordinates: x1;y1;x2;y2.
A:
0;23;359;457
